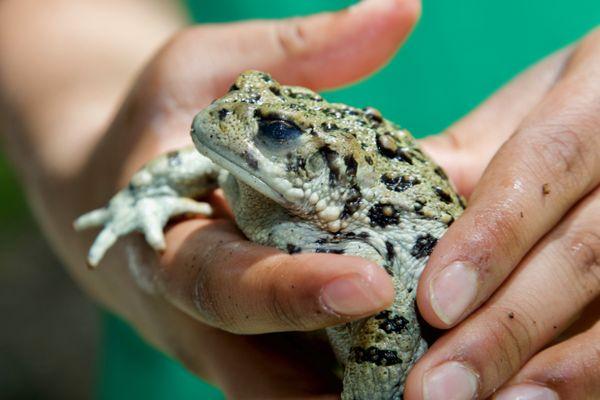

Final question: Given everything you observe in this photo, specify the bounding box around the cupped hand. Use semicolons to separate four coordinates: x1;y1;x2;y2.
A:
405;29;600;399
73;0;420;398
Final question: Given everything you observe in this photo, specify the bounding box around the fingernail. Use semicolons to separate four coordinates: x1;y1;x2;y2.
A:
430;261;478;325
495;384;559;400
321;265;392;316
423;361;479;400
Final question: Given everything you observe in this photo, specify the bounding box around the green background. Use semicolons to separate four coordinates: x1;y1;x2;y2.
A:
1;0;597;399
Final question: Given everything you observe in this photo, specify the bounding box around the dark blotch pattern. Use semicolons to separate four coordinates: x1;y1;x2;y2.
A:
315;248;345;254
381;174;421;192
375;310;409;334
321;107;343;118
364;155;373;165
315;247;344;254
363;107;383;124
410;234;438;259
286;244;301;254
434;186;453;204
376;135;413;164
319;145;341;185
385;241;396;262
286;155;306;173
368;203;400;228
413;200;425;212
269;86;281;96
341;185;362;219
395;148;414;164
342;107;360;116
218;108;230;120
344;155;358;177
287;90;322;102
246;94;261;103
321;122;339;131
258;72;273;82
434;166;448;180
410;148;427;163
350;346;401;367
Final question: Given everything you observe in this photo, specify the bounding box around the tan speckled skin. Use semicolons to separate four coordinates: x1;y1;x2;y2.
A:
192;71;464;399
77;70;464;399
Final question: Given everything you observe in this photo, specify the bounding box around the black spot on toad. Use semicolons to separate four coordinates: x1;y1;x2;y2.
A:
375;310;409;334
350;346;401;366
410;234;438;259
368;203;400;228
381;174;421;192
434;186;453;204
286;244;301;254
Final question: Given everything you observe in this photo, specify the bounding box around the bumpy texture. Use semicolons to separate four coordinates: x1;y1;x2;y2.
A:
76;71;465;399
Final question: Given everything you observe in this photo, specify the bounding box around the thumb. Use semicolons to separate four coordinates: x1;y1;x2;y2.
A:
155;0;421;106
419;47;572;197
103;0;420;184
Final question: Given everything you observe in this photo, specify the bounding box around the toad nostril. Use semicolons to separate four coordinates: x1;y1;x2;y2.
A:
218;108;231;120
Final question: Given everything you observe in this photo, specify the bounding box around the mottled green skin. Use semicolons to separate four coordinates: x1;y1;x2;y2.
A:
192;71;464;399
77;71;464;399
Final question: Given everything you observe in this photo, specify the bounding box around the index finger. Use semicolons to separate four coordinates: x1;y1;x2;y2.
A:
154;217;394;334
418;29;600;329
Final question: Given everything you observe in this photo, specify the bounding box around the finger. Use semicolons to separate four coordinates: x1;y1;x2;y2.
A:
420;46;573;196
73;207;110;230
417;30;600;328
404;187;600;399
494;321;600;400
157;218;394;334
158;0;421;108
102;0;421;188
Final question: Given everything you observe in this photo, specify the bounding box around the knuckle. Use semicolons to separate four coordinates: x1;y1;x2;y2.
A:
476;304;539;373
565;225;600;292
273;19;309;59
524;124;589;179
467;205;526;275
440;128;468;152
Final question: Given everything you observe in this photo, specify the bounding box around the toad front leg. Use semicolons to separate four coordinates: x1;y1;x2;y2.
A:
75;146;221;267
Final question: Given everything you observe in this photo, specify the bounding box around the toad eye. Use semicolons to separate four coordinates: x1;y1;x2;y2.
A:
258;119;303;143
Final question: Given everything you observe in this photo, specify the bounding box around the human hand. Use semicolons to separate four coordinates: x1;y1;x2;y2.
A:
68;1;420;398
405;28;600;399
